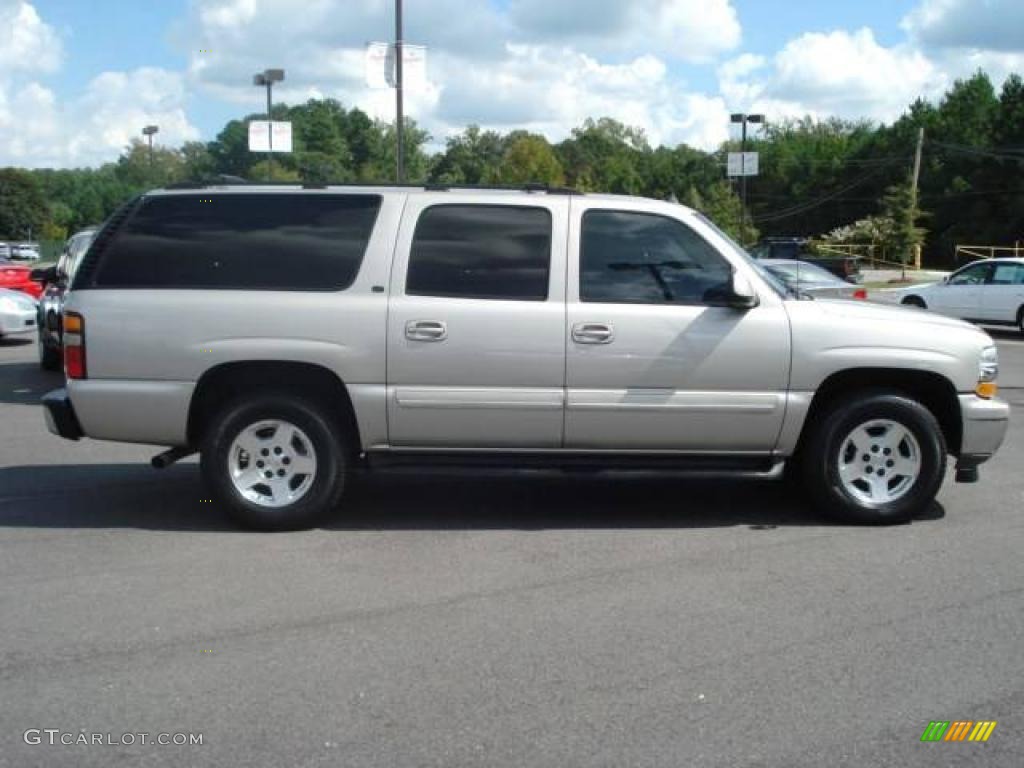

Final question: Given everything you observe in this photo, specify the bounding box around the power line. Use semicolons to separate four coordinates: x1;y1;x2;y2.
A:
751;164;895;223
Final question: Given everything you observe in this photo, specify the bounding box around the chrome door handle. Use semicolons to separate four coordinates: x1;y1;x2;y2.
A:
405;320;447;342
572;322;614;344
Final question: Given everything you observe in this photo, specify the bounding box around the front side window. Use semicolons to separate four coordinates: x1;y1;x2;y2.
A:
581;210;732;304
93;193;381;291
407;205;551;301
948;263;992;286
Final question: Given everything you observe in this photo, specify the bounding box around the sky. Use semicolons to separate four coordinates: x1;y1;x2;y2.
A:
1;0;1022;168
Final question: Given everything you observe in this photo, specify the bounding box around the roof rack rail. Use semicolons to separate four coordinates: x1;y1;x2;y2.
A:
423;182;582;195
159;179;584;194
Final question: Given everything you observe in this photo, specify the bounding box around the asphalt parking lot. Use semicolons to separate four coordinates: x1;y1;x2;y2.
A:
1;330;1023;768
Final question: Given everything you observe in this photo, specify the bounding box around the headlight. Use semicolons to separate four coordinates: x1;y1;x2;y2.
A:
976;346;999;398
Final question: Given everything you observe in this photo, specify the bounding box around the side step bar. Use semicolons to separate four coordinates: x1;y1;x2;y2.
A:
366;451;785;479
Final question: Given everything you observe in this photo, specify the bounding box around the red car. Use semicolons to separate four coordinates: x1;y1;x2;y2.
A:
0;258;43;299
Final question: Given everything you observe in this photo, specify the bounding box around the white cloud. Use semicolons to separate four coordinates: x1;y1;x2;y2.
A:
0;68;199;168
720;28;948;124
0;0;61;75
429;44;728;150
903;0;1024;53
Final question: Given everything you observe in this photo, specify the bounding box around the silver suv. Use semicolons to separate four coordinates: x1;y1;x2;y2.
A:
42;184;1009;530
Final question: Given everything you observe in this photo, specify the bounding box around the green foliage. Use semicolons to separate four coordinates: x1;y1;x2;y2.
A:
0;168;49;239
881;178;927;265
491;134;565;185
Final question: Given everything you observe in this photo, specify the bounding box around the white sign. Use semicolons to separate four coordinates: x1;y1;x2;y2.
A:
365;42;428;89
248;120;293;153
727;151;759;177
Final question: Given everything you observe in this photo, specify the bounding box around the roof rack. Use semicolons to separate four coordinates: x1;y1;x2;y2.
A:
162;178;583;195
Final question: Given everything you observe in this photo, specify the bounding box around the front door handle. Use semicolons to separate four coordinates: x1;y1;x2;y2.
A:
572;322;614;344
405;320;447;342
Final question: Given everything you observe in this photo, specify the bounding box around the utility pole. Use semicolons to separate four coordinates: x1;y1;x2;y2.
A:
395;0;405;183
910;126;925;269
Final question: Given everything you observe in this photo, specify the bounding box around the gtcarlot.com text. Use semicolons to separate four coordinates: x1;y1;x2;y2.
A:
24;729;203;746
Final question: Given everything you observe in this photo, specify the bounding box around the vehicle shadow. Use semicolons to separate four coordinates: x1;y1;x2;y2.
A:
0;463;945;532
982;327;1022;342
0;357;63;406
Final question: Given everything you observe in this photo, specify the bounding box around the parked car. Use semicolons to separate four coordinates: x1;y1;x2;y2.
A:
894;258;1024;333
0;258;43;299
0;287;38;339
34;227;98;370
750;237;863;284
0;242;12;258
761;259;868;300
10;242;41;261
42;184;1008;530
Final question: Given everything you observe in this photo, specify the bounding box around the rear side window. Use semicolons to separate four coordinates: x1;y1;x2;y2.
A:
407;205;551;301
92;193;381;290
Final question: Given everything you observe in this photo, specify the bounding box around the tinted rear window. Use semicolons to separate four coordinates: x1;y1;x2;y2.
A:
407;205;551;301
92;193;381;290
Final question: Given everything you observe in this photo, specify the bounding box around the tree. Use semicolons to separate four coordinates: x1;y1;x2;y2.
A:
114;139;186;188
429;125;506;184
492;134;564;185
881;177;928;272
0;169;49;240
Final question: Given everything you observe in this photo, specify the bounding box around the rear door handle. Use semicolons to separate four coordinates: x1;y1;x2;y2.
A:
572;322;614;344
405;320;447;342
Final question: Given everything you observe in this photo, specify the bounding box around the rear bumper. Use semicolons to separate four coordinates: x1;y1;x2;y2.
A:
42;388;83;441
958;394;1010;463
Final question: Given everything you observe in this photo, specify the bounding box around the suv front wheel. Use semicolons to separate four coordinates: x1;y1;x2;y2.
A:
200;393;348;530
801;391;947;524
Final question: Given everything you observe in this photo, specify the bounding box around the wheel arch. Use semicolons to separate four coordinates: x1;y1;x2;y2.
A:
186;361;362;456
796;367;961;457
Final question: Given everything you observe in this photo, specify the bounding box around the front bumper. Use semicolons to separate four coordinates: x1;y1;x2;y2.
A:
958;394;1010;463
42;388;83;440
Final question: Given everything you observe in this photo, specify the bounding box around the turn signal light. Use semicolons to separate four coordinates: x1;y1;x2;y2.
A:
853;289;867;300
63;311;86;379
975;381;998;399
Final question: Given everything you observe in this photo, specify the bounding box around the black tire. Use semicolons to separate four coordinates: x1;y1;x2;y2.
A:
200;392;348;531
38;333;61;371
902;296;926;309
1017;306;1024;336
801;391;946;524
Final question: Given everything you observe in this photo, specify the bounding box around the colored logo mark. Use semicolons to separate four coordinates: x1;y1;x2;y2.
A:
921;721;997;743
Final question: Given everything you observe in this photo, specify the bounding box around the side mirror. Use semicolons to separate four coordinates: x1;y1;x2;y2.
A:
727;271;760;309
30;266;57;284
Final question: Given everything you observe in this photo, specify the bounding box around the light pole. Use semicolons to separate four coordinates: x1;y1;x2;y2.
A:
395;0;404;183
730;112;764;244
253;68;285;181
142;125;159;170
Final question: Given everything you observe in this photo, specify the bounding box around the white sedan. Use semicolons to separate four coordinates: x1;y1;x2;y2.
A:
0;288;38;338
891;258;1024;333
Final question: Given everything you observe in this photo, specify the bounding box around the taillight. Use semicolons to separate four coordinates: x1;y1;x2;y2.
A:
63;311;86;379
853;289;867;300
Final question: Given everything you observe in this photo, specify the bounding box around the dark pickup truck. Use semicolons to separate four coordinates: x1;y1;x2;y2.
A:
749;237;862;284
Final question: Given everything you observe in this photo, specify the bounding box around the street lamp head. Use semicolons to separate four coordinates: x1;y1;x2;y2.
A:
263;68;285;83
747;114;766;124
730;113;745;123
142;125;159;136
253;74;267;86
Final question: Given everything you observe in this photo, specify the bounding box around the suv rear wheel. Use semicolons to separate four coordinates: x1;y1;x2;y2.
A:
200;393;348;530
801;391;946;524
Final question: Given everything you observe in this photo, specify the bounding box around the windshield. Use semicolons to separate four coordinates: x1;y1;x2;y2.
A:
692;212;793;298
765;261;843;286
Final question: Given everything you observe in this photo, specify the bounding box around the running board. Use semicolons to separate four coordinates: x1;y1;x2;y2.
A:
366;451;785;479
